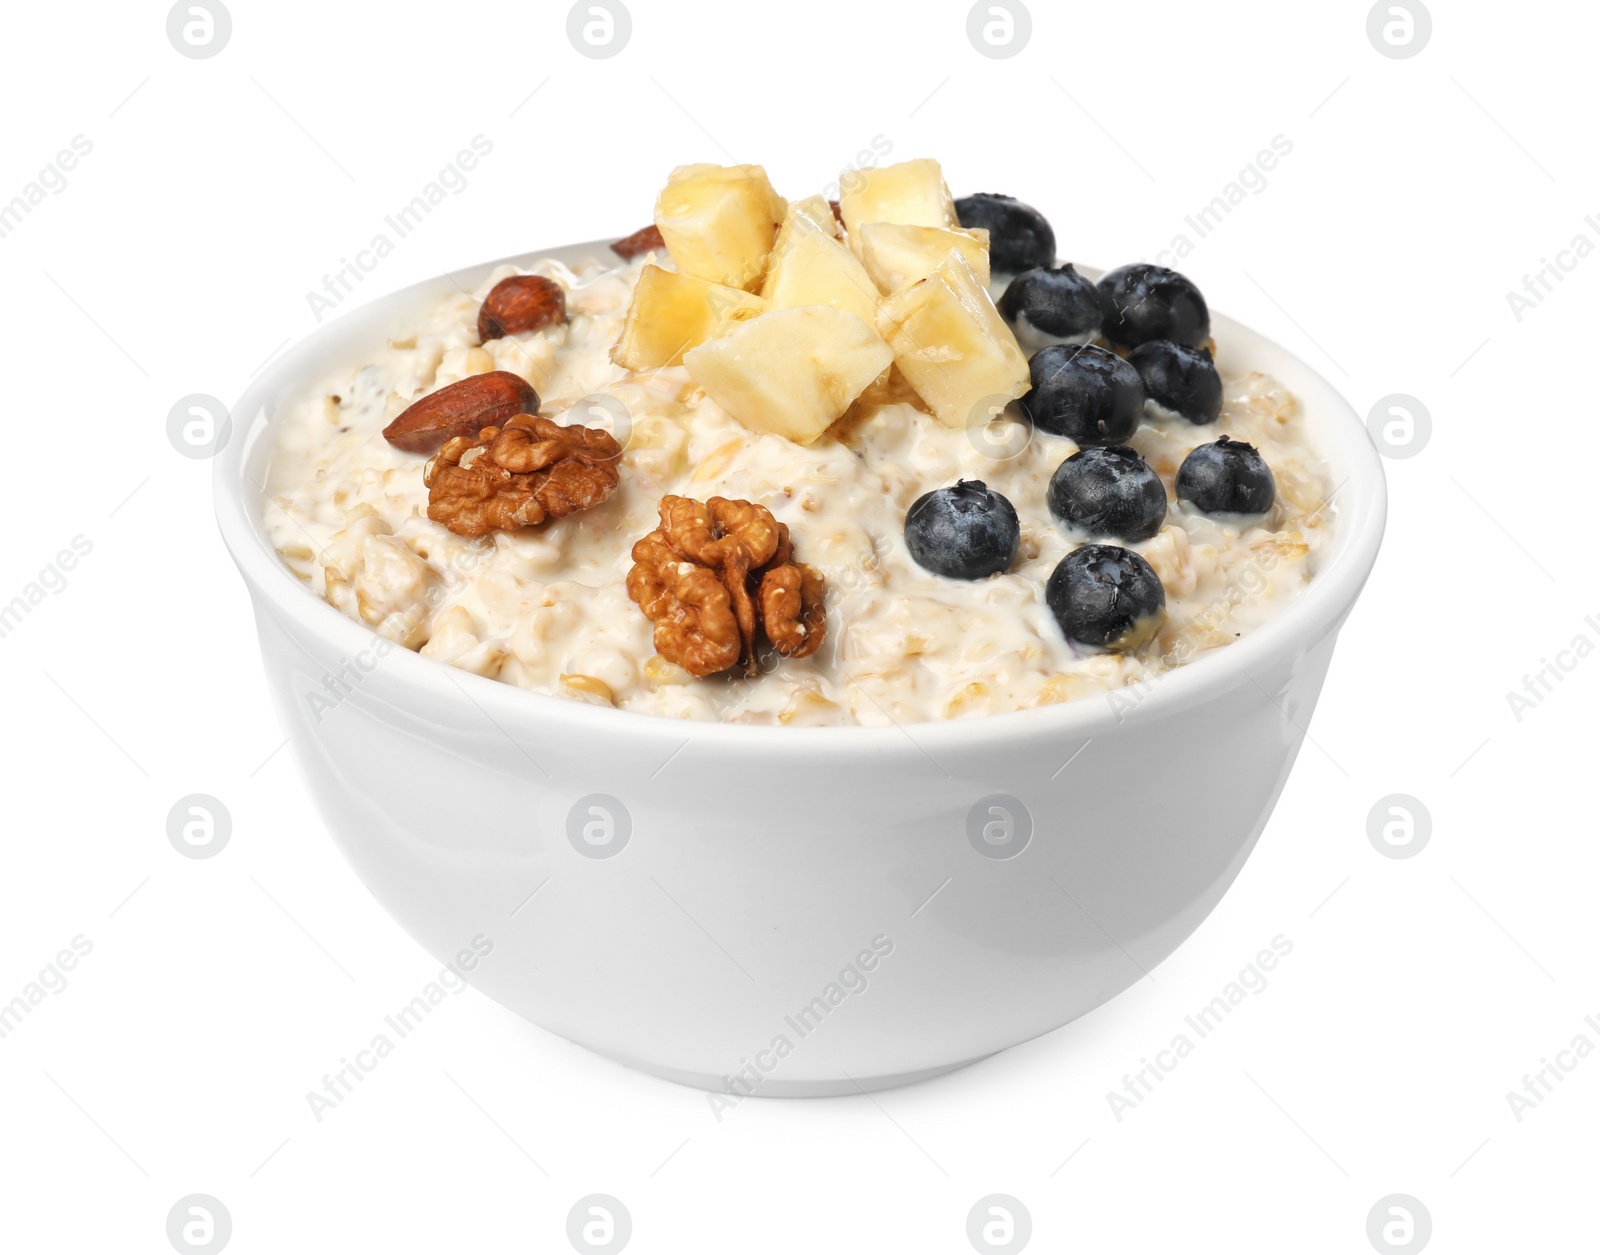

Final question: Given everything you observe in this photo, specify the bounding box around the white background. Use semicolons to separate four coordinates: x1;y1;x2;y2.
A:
2;0;1595;1251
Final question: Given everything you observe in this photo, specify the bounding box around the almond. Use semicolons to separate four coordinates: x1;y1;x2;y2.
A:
478;275;566;342
382;371;539;454
611;224;666;260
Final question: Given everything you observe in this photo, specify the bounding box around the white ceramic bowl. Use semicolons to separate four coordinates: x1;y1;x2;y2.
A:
215;239;1386;1097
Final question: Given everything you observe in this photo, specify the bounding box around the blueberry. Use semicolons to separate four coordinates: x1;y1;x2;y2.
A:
1021;344;1144;446
904;480;1019;579
1047;446;1167;543
1046;544;1167;651
1176;436;1276;515
954;193;1056;275
997;264;1103;353
1097;263;1210;349
1128;340;1222;424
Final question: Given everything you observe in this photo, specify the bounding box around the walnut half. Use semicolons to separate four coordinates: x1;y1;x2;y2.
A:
627;495;826;678
424;414;621;537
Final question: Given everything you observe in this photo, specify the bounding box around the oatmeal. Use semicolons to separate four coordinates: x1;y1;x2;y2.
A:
264;158;1334;726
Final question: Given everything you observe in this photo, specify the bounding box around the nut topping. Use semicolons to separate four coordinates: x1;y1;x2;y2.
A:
759;561;828;659
424;414;621;537
627;495;826;677
478;274;566;342
382;371;540;454
611;224;666;260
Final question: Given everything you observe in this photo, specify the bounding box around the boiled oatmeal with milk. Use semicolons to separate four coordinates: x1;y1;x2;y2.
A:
265;156;1335;726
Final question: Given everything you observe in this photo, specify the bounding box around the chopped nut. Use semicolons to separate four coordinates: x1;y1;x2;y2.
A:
611;224;666;260
626;494;827;677
424;414;621;537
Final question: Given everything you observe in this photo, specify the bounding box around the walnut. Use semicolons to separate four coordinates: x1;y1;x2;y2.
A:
424;414;621;537
759;561;827;659
626;495;827;677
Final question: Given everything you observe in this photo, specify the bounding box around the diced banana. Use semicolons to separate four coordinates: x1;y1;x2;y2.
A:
874;251;1029;429
654;163;786;291
838;158;958;247
762;203;879;325
858;223;991;293
611;265;768;371
683;305;894;445
783;194;843;240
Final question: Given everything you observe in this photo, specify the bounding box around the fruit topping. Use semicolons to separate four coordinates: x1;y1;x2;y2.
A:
997;263;1103;353
904;480;1019;580
858;223;991;293
953;192;1056;275
682;305;893;444
610;265;767;371
653;163;786;291
1175;436;1276;515
1047;446;1167;543
1128;340;1222;425
875;250;1029;429
1021;343;1143;445
761;201;879;325
1046;544;1167;651
1097;263;1210;349
837;158;960;243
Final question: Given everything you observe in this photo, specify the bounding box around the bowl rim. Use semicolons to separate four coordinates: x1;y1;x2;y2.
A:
214;237;1387;752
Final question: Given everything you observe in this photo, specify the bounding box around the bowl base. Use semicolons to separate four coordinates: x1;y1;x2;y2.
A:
602;1050;995;1098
